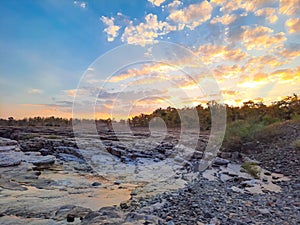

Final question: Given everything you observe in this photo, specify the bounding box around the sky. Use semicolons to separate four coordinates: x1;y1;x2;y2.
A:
0;0;299;119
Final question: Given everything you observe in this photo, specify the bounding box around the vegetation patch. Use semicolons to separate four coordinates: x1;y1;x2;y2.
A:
241;161;261;179
292;139;300;151
20;134;36;140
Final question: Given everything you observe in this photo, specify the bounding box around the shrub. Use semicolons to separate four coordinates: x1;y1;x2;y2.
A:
241;161;261;178
223;120;265;149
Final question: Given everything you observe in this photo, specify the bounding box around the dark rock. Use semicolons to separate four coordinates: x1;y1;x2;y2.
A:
67;215;75;222
91;182;101;187
213;157;230;166
120;202;128;209
30;155;56;166
57;153;85;163
114;180;121;185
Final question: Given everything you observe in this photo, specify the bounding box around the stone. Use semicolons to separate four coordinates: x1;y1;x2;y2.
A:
114;180;121;185
91;182;101;187
55;205;92;221
0;152;22;167
0;178;28;191
213;157;230;166
57;153;85;163
29;155;56;166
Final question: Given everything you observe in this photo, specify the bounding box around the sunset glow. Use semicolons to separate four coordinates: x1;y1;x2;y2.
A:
0;0;299;119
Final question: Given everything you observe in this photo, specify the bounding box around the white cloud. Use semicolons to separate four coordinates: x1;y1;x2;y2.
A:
101;16;121;42
167;0;182;9
73;1;87;9
148;0;166;7
28;88;42;94
121;13;176;46
168;1;213;30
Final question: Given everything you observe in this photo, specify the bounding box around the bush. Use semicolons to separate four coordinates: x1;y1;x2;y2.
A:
223;120;265;145
241;161;261;178
262;115;280;125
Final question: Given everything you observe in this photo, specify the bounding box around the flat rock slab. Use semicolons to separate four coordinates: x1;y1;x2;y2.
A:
0;178;28;191
0;152;22;167
0;145;18;152
0;137;18;146
27;155;56;166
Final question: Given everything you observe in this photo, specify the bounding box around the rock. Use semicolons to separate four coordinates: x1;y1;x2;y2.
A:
29;155;56;166
213;157;230;166
192;151;204;159
210;217;221;225
120;202;128;209
91;182;101;187
0;152;22;167
57;153;85;163
55;205;92;221
114;180;121;185
0;145;18;152
0;178;28;191
107;147;125;158
67;215;75;222
230;186;245;193
0;137;18;146
258;208;270;215
219;152;232;159
98;206;122;218
174;156;184;163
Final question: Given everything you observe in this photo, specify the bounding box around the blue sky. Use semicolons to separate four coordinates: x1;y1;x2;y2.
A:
0;0;299;119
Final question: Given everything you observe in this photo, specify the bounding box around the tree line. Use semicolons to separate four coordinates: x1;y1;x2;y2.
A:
1;94;299;129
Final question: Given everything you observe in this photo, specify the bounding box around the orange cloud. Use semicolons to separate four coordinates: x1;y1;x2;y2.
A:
210;14;237;25
240;25;286;50
168;0;212;30
271;67;300;81
255;7;278;23
279;0;300;16
196;44;248;64
285;18;300;33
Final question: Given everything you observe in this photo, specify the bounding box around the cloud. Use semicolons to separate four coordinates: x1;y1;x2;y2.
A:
195;44;248;64
108;62;177;83
246;55;285;69
28;88;42;94
168;1;213;30
63;89;76;97
217;0;277;14
210;14;237;25
121;13;176;46
255;7;278;23
240;25;286;50
279;43;300;59
73;1;87;9
285;18;300;33
101;16;121;42
148;0;166;7
167;0;182;9
271;67;300;81
279;0;300;16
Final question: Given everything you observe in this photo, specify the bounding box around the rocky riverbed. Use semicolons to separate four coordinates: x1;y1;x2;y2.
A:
0;124;299;224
